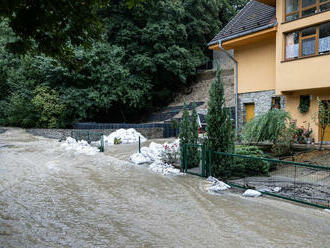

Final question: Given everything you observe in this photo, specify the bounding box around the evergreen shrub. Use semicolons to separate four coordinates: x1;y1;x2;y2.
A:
232;146;270;177
206;67;235;178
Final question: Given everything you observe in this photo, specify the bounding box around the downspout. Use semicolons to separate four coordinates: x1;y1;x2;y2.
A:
218;40;239;132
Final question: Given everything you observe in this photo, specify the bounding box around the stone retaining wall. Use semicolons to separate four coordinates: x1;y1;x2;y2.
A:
26;128;164;140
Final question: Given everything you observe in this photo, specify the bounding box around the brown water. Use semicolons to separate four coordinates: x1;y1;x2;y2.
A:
1;128;330;248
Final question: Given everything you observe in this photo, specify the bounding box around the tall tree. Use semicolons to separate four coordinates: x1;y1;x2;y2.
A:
206;68;235;178
188;102;201;168
0;0;145;62
179;102;190;170
105;0;239;110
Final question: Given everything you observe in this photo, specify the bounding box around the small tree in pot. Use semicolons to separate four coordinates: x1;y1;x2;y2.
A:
313;98;330;150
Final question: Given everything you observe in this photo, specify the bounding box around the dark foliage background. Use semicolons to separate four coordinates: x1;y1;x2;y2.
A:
0;0;247;127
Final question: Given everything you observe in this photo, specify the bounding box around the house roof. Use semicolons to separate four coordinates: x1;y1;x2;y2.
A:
208;0;276;46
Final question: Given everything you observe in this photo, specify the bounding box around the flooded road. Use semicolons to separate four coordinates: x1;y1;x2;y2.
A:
1;128;330;248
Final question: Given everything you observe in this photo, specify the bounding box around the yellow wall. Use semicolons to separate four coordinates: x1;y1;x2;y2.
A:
285;88;330;143
235;37;276;94
275;0;330;94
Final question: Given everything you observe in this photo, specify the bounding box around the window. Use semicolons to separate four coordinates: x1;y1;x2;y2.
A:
271;97;281;109
286;0;330;21
319;22;330;53
285;22;330;60
286;31;299;59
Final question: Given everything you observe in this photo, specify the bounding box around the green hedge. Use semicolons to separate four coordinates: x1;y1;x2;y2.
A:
231;146;270;177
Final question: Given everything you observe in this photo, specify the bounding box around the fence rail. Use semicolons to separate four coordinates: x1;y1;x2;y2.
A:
182;144;330;210
74;122;178;138
74;122;164;129
71;130;104;152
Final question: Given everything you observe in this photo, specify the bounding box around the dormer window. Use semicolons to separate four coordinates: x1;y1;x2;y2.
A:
286;0;330;21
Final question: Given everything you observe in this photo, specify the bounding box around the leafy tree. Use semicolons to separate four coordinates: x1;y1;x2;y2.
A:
0;1;248;127
0;0;145;62
32;86;66;128
206;68;235;178
105;0;241;110
0;92;37;128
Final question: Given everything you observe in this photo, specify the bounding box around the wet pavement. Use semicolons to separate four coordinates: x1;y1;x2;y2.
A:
1;128;330;248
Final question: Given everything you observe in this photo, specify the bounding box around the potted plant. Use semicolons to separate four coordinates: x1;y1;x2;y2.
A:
303;125;313;144
298;95;310;113
296;128;306;144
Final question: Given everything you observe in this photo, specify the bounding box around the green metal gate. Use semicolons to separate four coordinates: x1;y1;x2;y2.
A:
181;144;207;177
181;143;330;210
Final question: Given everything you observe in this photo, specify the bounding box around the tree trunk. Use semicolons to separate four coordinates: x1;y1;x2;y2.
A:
319;127;326;151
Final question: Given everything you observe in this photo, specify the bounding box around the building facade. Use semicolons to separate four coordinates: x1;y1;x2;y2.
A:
209;0;330;142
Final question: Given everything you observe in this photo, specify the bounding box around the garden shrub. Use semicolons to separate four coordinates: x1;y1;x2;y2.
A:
242;109;297;156
179;102;200;169
232;145;270;177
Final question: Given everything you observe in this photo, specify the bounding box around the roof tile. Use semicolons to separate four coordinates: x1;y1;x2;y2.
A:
208;0;276;46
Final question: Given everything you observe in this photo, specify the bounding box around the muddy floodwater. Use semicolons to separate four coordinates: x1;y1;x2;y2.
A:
1;128;330;248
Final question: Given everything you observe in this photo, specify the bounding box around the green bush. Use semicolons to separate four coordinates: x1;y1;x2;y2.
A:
232;146;270;177
32;86;66;128
242;109;297;156
0;93;38;128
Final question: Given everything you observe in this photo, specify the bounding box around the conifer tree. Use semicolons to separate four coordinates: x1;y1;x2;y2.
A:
179;102;190;168
188;103;201;168
206;68;235;178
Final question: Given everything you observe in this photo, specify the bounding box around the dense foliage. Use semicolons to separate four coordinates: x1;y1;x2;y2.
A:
104;0;244;109
0;0;247;128
242;109;297;156
0;0;144;63
206;68;235;178
232;146;270;177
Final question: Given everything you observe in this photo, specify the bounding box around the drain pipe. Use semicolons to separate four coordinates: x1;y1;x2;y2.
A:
218;41;239;132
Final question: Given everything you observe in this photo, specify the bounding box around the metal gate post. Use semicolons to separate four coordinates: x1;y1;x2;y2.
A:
180;144;184;172
100;135;104;152
139;136;141;153
208;150;212;177
184;144;188;173
201;144;206;177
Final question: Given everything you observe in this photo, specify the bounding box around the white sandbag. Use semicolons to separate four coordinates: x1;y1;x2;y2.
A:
104;128;147;145
242;189;262;197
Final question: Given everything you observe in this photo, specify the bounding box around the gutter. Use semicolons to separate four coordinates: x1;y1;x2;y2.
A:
217;40;239;133
208;22;277;47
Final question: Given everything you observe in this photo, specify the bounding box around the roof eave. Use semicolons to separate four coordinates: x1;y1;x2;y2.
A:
207;22;277;47
255;0;276;7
